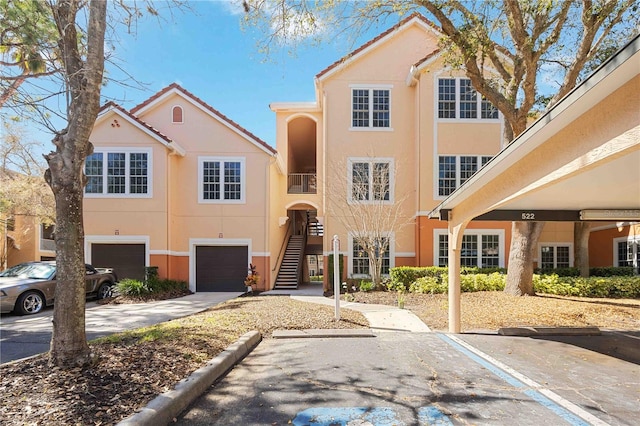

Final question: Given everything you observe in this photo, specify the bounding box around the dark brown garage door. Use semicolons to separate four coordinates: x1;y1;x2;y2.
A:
196;246;247;292
91;244;145;281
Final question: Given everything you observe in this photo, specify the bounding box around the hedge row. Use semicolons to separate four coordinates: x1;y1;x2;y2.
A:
387;266;640;298
116;277;189;297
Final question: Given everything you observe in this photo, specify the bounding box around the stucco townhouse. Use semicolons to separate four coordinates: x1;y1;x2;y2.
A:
7;14;636;290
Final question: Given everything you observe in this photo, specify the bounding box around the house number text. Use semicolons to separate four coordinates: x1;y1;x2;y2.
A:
521;212;535;220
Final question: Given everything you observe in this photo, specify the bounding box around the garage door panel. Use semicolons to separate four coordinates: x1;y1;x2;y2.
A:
196;246;247;292
92;244;145;281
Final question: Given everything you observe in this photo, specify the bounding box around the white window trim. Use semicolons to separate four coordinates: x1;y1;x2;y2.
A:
347;157;395;205
613;236;639;268
538;243;574;268
348;232;395;279
433;229;506;268
434;155;492;200
171;105;184;124
84;147;153;198
349;84;394;131
198;156;246;204
434;77;501;123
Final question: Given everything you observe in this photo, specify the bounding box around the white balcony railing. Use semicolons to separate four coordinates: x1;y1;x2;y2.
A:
288;173;316;194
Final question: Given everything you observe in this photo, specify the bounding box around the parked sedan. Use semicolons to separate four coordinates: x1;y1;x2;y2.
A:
0;261;118;315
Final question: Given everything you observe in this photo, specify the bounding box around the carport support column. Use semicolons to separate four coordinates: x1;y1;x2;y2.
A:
448;218;469;333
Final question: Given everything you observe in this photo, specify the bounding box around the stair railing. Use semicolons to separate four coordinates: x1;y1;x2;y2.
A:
296;222;308;285
272;220;294;273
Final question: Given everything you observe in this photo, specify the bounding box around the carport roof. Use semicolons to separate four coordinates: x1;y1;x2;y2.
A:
429;35;640;222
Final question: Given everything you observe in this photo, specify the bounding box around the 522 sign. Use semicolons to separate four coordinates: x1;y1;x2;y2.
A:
521;212;536;220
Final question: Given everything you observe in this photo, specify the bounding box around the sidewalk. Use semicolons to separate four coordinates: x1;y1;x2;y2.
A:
290;295;432;333
262;283;432;333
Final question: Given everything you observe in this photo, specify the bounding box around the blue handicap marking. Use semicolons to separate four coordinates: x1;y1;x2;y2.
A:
418;407;454;425
292;406;453;425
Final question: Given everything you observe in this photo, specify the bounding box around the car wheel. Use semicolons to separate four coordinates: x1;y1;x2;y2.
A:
15;291;45;315
97;282;114;299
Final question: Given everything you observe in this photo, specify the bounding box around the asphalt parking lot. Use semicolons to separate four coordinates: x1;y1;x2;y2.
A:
177;331;640;426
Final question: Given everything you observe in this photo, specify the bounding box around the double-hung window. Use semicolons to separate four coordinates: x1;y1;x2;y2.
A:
437;155;493;197
351;85;391;129
438;78;498;120
199;157;245;203
349;158;393;203
539;244;571;269
436;230;504;268
85;149;151;197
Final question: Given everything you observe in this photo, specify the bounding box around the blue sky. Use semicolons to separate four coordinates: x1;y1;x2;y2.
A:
95;0;389;148
13;1;394;151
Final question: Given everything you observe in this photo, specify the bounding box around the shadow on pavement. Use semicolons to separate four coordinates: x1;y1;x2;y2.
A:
531;330;640;365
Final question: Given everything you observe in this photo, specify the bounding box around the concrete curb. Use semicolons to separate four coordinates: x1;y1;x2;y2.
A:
498;326;601;336
116;330;261;426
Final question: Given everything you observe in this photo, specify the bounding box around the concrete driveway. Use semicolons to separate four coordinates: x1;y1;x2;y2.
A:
0;292;241;364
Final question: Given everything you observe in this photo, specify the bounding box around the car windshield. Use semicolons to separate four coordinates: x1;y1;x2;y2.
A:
0;263;56;279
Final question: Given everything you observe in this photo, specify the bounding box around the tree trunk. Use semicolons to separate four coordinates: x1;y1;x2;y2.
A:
505;221;545;296
574;222;591;278
46;0;106;368
48;158;91;366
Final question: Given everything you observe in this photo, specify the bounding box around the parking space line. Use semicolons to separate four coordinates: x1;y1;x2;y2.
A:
438;333;611;426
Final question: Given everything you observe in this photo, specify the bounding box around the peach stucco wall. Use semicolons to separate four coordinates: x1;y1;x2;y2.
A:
589;224;640;267
84;92;274;287
318;24;440;259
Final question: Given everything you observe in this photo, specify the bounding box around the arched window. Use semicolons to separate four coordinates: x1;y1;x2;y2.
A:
172;105;183;123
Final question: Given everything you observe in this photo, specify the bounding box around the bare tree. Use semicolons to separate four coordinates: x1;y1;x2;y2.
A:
325;155;413;289
244;0;639;294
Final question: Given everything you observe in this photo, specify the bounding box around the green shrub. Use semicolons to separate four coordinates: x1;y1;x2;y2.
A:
390;266;444;291
147;278;188;294
533;274;640;298
535;267;580;277
309;275;323;282
409;276;445;294
358;280;375;292
589;266;635;277
460;273;506;292
117;278;150;296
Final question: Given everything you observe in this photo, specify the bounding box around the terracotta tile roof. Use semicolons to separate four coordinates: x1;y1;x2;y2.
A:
99;101;174;146
413;49;442;68
315;12;442;80
130;83;276;155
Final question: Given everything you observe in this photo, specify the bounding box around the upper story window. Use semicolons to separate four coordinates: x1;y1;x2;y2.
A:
437;155;493;197
172;105;183;123
438;78;499;120
198;157;245;204
351;85;392;130
349;158;393;204
85;149;151;197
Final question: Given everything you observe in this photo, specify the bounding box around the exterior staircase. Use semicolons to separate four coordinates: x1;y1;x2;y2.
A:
274;235;304;289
